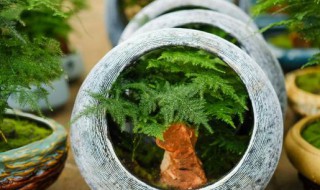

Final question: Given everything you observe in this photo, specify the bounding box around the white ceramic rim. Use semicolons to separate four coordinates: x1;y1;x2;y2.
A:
120;0;257;44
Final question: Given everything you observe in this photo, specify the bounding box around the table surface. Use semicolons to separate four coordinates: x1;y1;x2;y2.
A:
47;0;305;189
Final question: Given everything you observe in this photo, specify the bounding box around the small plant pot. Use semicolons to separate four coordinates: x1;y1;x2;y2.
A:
62;51;84;82
0;110;68;190
285;115;320;187
71;29;283;189
108;0;257;46
286;66;320;116
8;75;70;111
120;9;287;115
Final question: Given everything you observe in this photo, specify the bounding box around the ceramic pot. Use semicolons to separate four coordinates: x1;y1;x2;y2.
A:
8;75;70;111
108;0;257;46
62;51;84;82
286;66;320;116
71;29;283;189
285;115;320;186
0;110;68;190
120;9;287;115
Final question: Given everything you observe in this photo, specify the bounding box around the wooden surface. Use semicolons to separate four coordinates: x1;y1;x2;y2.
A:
47;0;304;189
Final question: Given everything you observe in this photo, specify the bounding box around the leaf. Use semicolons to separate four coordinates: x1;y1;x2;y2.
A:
79;46;249;139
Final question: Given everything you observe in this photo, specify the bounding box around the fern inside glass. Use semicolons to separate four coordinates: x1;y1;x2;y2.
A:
88;46;253;188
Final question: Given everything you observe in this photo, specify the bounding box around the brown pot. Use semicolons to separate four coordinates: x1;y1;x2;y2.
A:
285;114;320;185
286;67;320;116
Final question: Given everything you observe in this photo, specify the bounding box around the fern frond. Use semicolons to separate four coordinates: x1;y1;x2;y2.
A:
83;46;250;139
254;0;320;66
133;121;167;140
158;49;226;73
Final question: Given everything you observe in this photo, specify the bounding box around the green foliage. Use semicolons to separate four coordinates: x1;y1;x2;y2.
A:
81;47;252;183
83;46;249;139
302;120;320;149
0;117;52;152
253;0;320;66
296;72;320;94
0;0;85;127
197;122;251;178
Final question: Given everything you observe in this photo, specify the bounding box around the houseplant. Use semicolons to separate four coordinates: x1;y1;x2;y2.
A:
108;0;256;46
263;28;319;71
120;9;287;115
19;0;87;81
8;0;87;111
241;0;319;71
71;29;283;189
286;66;320;116
0;1;68;189
239;0;288;29
253;0;320;68
285;114;320;189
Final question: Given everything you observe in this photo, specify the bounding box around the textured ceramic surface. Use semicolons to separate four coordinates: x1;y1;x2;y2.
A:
285;115;320;185
286;67;320;116
71;29;283;190
0;110;68;190
8;75;70;111
117;0;257;45
120;10;286;115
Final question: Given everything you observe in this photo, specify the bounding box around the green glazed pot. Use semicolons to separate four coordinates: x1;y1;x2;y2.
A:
0;110;68;190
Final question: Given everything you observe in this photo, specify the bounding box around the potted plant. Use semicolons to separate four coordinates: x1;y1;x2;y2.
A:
8;0;87;111
0;1;68;189
119;9;287;115
286;66;320;116
107;0;256;46
263;28;319;71
71;29;283;189
19;0;87;81
253;0;320;70
239;0;288;29
285;114;320;189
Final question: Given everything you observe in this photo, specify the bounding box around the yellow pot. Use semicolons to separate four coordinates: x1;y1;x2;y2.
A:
285;115;320;185
286;66;320;116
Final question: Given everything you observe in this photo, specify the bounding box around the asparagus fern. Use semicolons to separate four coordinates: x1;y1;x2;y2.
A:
253;0;320;66
0;0;85;142
83;46;249;139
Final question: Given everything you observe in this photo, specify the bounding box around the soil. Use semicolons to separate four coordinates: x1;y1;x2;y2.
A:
0;117;52;152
